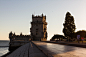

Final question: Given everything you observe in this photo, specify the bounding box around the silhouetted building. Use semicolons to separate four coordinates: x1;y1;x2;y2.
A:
9;31;31;51
9;32;31;41
50;34;66;41
30;14;48;41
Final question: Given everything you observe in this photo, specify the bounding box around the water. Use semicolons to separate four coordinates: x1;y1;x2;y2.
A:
0;40;9;56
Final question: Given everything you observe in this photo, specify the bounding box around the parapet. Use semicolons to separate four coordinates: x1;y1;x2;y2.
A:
9;31;30;38
32;14;46;19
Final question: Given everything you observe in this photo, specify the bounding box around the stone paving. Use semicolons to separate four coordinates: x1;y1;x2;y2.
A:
6;43;29;57
6;42;47;57
33;41;86;57
29;42;47;57
42;41;86;48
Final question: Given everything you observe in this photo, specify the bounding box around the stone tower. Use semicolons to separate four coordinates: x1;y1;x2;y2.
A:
30;14;47;41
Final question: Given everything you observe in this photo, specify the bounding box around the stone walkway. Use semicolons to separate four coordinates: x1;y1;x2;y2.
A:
29;42;47;57
33;41;86;57
6;42;47;57
42;41;86;48
6;43;29;57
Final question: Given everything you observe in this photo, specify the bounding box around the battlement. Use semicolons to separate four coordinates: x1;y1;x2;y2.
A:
32;14;46;19
9;31;31;41
9;32;30;37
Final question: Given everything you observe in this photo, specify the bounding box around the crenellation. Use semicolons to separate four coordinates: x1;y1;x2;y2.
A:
32;14;46;18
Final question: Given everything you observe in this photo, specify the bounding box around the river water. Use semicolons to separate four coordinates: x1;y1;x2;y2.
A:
0;40;9;56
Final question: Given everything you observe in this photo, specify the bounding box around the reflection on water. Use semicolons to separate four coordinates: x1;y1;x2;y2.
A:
0;41;9;56
0;47;9;56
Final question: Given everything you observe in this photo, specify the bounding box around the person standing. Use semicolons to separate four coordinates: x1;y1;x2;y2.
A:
81;37;84;43
77;35;80;43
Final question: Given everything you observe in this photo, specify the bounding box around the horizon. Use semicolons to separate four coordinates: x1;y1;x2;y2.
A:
0;0;86;40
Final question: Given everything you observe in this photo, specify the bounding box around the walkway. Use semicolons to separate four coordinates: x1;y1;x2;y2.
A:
29;42;47;57
6;42;47;57
33;41;86;57
6;43;29;57
42;41;86;48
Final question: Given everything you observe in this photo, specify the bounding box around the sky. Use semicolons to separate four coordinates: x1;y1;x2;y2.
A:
0;0;86;40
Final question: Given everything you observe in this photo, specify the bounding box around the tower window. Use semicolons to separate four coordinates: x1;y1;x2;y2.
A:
36;24;38;26
37;20;38;22
36;33;38;35
36;28;38;30
36;29;38;35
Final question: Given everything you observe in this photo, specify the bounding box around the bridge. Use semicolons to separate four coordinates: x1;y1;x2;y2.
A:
4;41;86;57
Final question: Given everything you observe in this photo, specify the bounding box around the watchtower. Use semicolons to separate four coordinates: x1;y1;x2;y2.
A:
30;14;47;41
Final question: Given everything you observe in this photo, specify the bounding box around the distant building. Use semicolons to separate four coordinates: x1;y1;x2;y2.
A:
9;31;31;42
30;14;48;41
50;34;66;41
9;31;31;51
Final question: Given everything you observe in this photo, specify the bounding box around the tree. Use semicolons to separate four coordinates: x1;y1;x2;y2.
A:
63;12;76;40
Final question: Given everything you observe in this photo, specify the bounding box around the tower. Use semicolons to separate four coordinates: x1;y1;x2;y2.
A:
30;14;47;41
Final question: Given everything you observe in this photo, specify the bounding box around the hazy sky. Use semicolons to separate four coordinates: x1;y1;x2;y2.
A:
0;0;86;40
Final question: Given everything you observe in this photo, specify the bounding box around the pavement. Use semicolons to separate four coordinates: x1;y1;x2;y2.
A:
6;43;29;57
33;41;86;57
6;42;47;57
29;42;47;57
42;41;86;48
5;41;86;57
